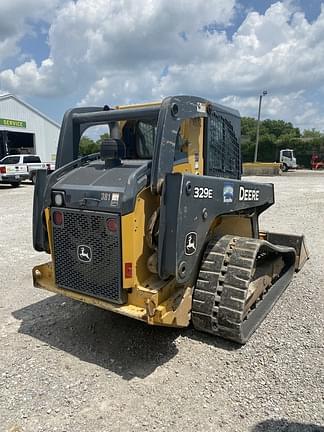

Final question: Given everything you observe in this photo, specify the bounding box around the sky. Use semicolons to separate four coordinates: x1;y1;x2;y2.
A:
0;0;323;131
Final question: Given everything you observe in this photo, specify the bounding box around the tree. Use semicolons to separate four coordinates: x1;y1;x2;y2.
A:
79;136;100;156
261;119;300;139
302;128;322;138
96;133;110;146
241;117;257;141
241;116;306;164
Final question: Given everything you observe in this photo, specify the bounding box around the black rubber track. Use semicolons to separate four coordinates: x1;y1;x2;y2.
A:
192;235;296;344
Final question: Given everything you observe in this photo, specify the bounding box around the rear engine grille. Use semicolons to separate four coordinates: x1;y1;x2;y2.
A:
52;208;124;304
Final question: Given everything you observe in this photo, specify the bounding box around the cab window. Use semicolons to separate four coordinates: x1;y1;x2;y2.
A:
282;150;292;158
136;121;156;158
78;125;109;157
23;156;41;163
1;156;20;164
121;120;155;159
122;120;188;162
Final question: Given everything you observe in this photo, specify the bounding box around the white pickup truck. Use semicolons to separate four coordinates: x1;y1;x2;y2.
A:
0;154;55;187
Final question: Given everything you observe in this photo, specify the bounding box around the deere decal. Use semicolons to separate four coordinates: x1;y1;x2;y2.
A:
0;118;26;128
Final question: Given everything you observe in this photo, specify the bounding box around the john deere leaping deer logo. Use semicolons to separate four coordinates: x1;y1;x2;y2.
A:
185;232;197;256
77;245;92;263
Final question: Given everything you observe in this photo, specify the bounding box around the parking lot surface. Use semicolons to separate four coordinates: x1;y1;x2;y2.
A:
0;171;323;432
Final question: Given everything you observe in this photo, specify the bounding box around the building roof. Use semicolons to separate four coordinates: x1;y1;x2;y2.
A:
0;93;60;129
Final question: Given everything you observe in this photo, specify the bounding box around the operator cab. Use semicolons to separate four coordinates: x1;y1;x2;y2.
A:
34;96;241;252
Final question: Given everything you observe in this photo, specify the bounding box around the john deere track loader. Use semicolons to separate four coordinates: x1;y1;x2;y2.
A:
32;95;308;343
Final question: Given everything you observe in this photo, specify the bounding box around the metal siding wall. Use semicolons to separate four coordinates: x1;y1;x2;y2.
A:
0;98;60;161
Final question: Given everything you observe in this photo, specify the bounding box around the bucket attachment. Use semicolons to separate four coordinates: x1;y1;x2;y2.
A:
260;231;309;272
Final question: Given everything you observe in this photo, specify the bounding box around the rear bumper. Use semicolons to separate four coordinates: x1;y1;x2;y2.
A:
33;261;192;328
0;174;22;183
33;261;147;320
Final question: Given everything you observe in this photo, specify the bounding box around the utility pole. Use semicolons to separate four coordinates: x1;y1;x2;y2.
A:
254;90;267;163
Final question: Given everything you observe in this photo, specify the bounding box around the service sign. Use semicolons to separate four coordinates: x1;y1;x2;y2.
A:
0;118;26;128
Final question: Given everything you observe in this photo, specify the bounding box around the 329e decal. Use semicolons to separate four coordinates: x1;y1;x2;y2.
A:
193;187;213;199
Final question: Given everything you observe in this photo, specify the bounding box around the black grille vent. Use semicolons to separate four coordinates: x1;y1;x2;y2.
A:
52;208;124;304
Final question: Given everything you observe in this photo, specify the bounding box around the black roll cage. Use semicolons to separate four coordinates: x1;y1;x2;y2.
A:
55;95;240;194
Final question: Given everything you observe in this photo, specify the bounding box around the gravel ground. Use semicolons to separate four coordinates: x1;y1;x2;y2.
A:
0;171;323;432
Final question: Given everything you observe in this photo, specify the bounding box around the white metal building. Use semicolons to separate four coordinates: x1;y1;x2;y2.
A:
0;94;60;162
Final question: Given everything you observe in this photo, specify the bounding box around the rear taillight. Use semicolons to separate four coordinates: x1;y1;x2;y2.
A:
0;166;6;174
106;218;118;232
125;263;133;278
53;210;64;225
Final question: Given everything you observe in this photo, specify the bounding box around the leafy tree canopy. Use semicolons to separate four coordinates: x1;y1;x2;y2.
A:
241;117;323;167
79;136;100;156
302;128;322;138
